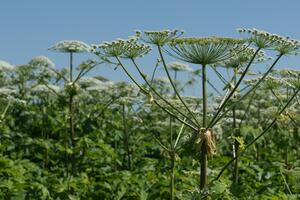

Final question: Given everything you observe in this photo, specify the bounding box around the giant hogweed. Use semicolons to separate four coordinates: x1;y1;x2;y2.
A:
92;28;300;198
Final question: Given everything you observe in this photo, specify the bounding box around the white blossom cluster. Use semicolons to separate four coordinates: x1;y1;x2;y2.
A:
238;28;300;55
0;60;14;72
270;69;300;89
273;68;300;78
92;37;150;59
263;76;290;89
221;46;270;68
244;75;289;89
49;40;91;53
31;84;60;94
29;56;55;68
77;77;105;88
137;29;184;46
166;62;192;72
0;87;17;96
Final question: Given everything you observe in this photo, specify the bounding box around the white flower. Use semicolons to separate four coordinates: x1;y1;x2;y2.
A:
140;29;184;46
29;56;55;68
0;60;14;71
166;62;192;72
238;28;300;54
32;84;60;94
78;77;104;88
92;37;151;58
0;87;17;95
49;40;91;53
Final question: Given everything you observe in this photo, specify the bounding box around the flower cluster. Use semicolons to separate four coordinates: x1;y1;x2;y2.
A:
92;37;151;59
273;68;300;78
220;46;269;68
263;76;288;90
29;56;55;68
77;77;105;88
168;37;245;65
237;28;300;55
0;60;14;71
32;84;60;94
268;69;300;89
137;29;184;46
49;40;91;53
166;62;192;72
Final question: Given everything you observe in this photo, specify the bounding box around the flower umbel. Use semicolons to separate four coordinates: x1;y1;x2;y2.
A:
138;29;184;46
238;28;300;54
166;62;192;72
168;37;246;65
29;56;55;68
92;37;151;59
49;40;91;53
220;46;269;68
0;60;14;71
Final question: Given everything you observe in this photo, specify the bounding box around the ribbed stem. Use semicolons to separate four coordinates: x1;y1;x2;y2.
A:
200;64;208;190
170;151;175;200
69;52;76;174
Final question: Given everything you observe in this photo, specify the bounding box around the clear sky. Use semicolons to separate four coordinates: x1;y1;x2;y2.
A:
1;0;299;95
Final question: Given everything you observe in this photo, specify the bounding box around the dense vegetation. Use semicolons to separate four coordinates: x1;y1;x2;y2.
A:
0;28;299;199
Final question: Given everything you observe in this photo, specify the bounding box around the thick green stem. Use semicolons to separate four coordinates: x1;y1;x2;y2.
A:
170;151;175;200
202;64;207;128
69;52;76;174
200;64;208;190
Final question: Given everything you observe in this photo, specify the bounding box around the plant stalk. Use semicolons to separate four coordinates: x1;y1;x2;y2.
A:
200;64;208;190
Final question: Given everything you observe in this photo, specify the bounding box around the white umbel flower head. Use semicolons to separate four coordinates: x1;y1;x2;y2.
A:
237;28;300;55
49;40;91;53
138;29;184;46
32;84;60;94
166;62;192;72
92;36;151;59
29;56;55;68
0;60;14;71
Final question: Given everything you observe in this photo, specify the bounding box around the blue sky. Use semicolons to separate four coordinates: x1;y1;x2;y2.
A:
1;0;299;95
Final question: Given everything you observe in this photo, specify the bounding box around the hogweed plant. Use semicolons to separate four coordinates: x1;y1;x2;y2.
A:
91;28;300;198
49;40;99;175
